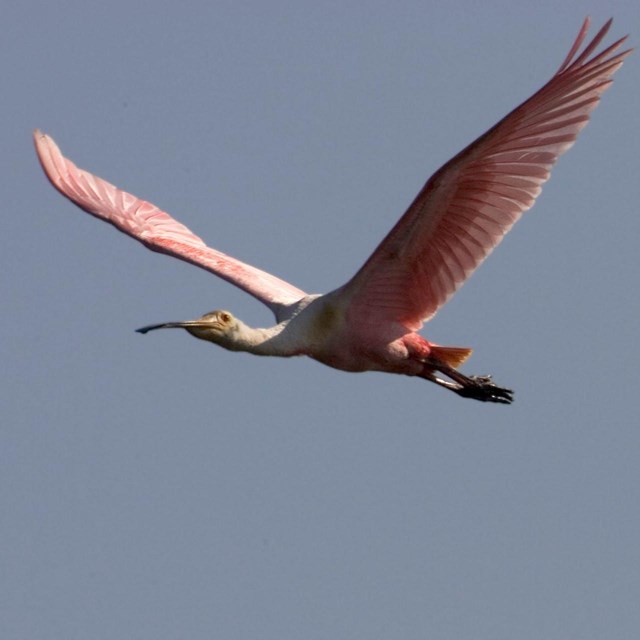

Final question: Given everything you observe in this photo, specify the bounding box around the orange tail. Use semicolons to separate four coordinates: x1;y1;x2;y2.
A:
430;345;473;369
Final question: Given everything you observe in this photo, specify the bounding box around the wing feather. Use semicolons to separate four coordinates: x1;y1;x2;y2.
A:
34;131;306;312
339;18;631;330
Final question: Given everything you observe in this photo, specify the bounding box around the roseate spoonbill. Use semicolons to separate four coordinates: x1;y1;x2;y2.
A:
35;18;631;404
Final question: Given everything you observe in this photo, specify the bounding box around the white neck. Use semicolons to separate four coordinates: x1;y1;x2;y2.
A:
218;321;298;357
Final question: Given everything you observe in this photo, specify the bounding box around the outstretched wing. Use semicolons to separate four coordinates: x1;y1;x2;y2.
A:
339;18;631;331
34;131;307;313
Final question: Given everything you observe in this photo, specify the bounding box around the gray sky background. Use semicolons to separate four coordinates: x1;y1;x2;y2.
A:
3;2;639;639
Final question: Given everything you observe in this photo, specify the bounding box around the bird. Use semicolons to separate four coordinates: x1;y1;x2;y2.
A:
35;18;631;404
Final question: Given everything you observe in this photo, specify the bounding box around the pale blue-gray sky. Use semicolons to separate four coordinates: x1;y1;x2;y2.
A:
3;2;639;639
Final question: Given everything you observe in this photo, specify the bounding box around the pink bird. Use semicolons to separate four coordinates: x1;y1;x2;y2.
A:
35;19;630;404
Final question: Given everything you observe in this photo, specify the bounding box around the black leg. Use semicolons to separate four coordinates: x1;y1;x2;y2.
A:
419;360;514;404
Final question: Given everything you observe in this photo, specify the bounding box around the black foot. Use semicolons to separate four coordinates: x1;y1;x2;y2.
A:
454;375;514;405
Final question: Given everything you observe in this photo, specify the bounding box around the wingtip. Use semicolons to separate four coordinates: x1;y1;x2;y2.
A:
33;129;52;157
557;16;626;75
33;129;55;177
33;128;47;144
33;130;71;197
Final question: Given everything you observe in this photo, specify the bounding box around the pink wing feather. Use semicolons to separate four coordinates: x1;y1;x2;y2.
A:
34;131;307;312
340;18;631;330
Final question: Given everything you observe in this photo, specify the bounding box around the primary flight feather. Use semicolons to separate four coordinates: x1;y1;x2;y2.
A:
35;18;631;403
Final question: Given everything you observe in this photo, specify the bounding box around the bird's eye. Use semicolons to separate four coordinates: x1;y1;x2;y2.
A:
220;312;231;323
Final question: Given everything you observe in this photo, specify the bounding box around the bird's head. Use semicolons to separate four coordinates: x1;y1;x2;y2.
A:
136;309;241;347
